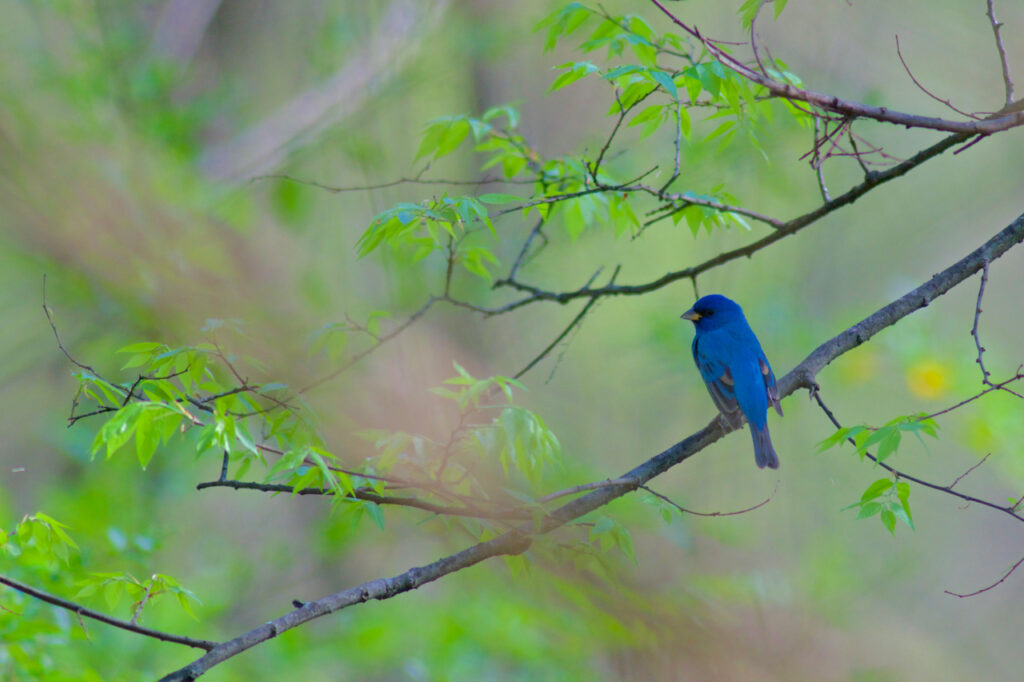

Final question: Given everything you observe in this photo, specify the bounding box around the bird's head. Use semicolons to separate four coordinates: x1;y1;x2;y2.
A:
681;294;745;332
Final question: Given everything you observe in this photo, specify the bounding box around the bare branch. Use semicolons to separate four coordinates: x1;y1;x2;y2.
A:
42;275;99;377
812;118;831;201
590;87;652;182
0;574;215;651
921;369;1024;421
649;0;1024;135
895;36;979;119
986;0;1016;108
158;532;532;681
945;554;1024;598
640;482;777;517
195;479;530;521
659;99;684;192
537;477;633;503
642;188;785;231
505;218;548;283
949;453;992;490
748;0;769;78
252;172;541;192
513;266;619;380
971;260;994;386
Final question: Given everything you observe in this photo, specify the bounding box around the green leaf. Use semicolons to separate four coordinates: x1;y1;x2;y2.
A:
363;501;385;530
461;245;500;280
890;501;915;530
603;65;643;81
550;61;600;92
817;426;855;452
875;429;902;461
121;354;151;370
628;104;664;128
856;501;882;519
879;509;897;535
677;106;691;138
176;590;199;619
861;478;894;502
649;69;678;99
103;580;123;611
135;409;157;469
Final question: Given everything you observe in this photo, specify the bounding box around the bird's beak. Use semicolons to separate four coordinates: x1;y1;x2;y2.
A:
681;308;701;321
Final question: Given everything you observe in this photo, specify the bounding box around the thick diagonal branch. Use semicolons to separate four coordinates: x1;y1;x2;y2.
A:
160;212;1024;681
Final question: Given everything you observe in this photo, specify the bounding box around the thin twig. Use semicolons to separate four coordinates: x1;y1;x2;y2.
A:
971;260;994;386
895;36;979;119
505;217;548;283
949;453;992;490
921;369;1024;421
494;168;658;218
195;478;530;521
0;574;216;650
985;0;1015;108
640;481;777;517
748;0;769;78
945;554;1024;598
251;172;539;192
130;581;154;626
812;118;831;201
42;275;99;376
659;99;684;193
590;87;637;183
513;266;619;380
536;477;633;503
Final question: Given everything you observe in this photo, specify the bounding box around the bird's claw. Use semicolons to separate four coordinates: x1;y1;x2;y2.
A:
806;379;821;401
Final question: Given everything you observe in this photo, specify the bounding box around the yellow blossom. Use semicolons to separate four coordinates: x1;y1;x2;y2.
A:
906;360;948;399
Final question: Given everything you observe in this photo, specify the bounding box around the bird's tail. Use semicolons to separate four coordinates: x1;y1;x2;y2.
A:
751;423;779;469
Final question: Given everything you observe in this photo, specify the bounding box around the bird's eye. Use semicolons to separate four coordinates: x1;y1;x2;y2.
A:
703;310;714;317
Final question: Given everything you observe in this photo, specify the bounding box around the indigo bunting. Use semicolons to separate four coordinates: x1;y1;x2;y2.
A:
682;295;783;469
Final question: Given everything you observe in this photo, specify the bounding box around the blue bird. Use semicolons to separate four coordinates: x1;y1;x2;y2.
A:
681;294;783;469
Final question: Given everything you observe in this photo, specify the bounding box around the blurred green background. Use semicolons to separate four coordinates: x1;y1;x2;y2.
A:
1;0;1023;680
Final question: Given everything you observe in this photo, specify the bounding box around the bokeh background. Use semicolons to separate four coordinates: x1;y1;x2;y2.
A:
1;0;1023;680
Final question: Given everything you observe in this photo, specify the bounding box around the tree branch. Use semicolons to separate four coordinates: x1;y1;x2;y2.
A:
493;131;970;311
813;392;1024;525
0;574;215;651
985;0;1016;108
160;211;1024;680
195;479;530;521
945;554;1024;598
157;532;532;681
640;482;777;517
649;0;1024;135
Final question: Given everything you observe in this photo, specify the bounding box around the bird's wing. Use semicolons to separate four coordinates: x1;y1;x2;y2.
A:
692;335;740;415
759;354;783;417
